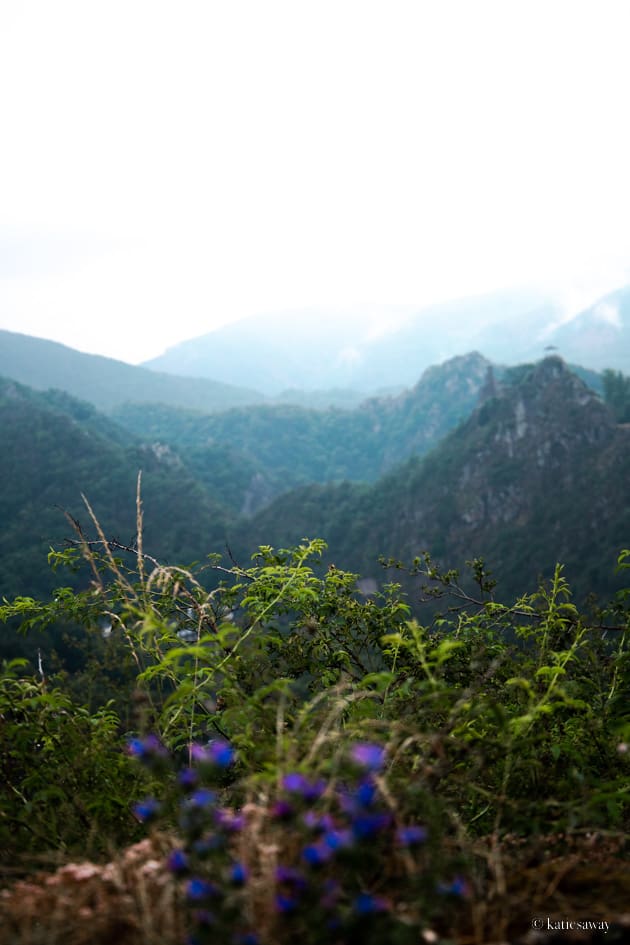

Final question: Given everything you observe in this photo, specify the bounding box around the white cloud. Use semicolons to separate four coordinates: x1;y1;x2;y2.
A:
0;1;629;362
593;301;622;328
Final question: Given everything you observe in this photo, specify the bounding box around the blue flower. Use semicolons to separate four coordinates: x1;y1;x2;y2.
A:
178;767;199;790
281;772;326;803
186;877;221;902
438;875;470;898
132;797;161;823
351;812;391;839
355;778;378;808
232;935;260;945
189;788;217;808
282;772;308;792
166;849;189;874
350;743;386;772
322;829;353;852
353;892;389;915
127;735;168;765
210;739;235;767
396;825;428;847
276;893;299;914
229;862;248;886
190;739;235;768
302;843;331;867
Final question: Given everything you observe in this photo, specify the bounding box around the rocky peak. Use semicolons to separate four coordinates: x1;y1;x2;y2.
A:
475;356;614;454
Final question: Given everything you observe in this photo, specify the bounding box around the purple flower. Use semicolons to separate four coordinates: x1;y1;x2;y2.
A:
355;778;378;808
323;828;353;852
229;862;248;885
396;825;428;847
178;767;199;790
214;808;245;832
132;797;161;823
350;743;386;772
210;739;235;767
303;811;334;833
271;800;295;820
351;812;392;839
127;735;169;765
190;739;235;768
189;788;217;808
193;909;216;927
166;849;189;874
353;892;390;915
281;772;326;803
282;772;308;792
302;842;331;867
276;893;298;914
186;877;221;902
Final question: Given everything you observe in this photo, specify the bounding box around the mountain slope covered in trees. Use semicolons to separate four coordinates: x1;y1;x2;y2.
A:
1;356;627;638
230;357;630;603
0;377;230;603
0;329;265;412
113;352;493;510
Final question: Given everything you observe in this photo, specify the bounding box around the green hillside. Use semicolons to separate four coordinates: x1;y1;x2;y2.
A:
113;352;493;512
0;377;231;605
229;357;630;604
0;329;265;412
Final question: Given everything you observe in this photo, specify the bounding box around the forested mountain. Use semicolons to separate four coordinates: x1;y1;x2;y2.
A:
113;352;493;512
229;357;630;603
0;377;230;603
1;355;627;634
0;329;265;412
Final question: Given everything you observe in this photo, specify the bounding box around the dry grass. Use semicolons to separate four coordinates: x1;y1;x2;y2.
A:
0;836;182;945
1;831;628;945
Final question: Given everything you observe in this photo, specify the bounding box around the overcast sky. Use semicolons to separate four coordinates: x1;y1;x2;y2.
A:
1;0;629;364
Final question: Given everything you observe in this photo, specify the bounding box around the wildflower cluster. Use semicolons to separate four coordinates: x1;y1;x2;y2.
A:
129;735;469;944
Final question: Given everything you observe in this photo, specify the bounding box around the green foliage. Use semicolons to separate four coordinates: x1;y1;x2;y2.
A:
0;659;149;863
112;352;489;503
602;367;630;422
2;524;629;884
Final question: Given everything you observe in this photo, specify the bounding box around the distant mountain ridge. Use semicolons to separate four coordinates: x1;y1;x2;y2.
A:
112;352;494;515
143;290;559;392
0;329;265;412
141;285;630;393
541;285;630;373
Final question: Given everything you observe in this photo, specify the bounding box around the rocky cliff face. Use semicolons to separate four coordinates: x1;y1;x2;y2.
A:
451;357;615;529
378;356;628;596
232;356;628;602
